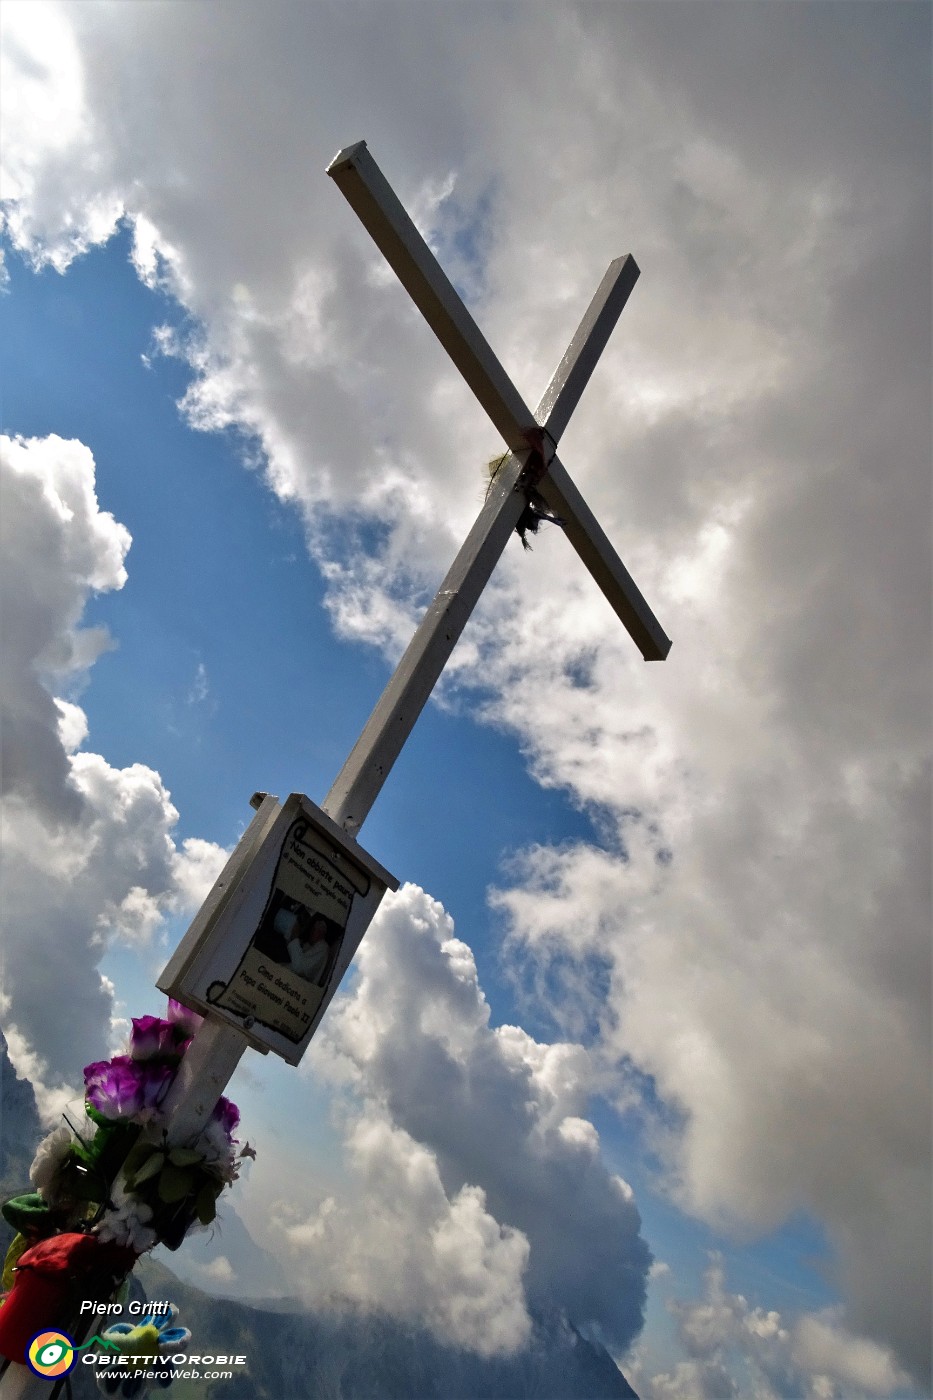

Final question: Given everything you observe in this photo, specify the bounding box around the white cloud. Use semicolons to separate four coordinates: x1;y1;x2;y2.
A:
54;697;89;753
0;432;129;818
793;1311;913;1399
288;885;651;1356
186;661;209;706
485;540;930;1382
193;1255;236;1286
0;434;227;1114
169;836;229;912
0;0;928;1384
0;1;121;270
275;1114;532;1357
636;1256;910;1400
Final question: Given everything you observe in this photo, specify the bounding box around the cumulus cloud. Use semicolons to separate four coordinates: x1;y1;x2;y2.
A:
193;1256;236;1287
487;602;930;1381
0;1;116;271
274;1113;532;1357
793;1310;914;1400
0;434;226;1114
483;429;930;1377
276;885;651;1357
0;0;928;1384
635;1255;911;1400
0;432;129;818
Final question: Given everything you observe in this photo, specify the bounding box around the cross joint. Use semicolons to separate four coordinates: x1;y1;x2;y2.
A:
517;425;557;491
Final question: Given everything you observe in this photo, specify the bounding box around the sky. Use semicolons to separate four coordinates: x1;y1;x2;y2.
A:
0;3;930;1397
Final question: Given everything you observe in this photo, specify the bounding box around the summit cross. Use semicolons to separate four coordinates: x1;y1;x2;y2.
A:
323;141;671;838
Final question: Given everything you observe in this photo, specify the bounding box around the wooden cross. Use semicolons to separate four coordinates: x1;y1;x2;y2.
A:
323;141;671;839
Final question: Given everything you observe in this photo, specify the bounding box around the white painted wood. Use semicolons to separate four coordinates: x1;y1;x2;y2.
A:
0;1362;40;1399
538;458;672;661
327;141;669;664
155;1014;249;1145
322;449;530;834
536;255;641;445
156;793;282;1001
327;142;535;452
157;793;398;1063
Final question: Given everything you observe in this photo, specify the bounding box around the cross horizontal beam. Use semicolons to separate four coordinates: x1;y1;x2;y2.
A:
533;255;640;446
537;459;670;661
327;141;670;663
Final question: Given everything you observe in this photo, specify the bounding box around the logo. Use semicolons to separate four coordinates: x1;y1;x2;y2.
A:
26;1330;77;1379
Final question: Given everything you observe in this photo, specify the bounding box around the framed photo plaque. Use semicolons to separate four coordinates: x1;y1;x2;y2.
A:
157;793;398;1065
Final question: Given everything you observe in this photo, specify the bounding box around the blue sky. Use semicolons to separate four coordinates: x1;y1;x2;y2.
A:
1;224;595;886
1;5;929;1397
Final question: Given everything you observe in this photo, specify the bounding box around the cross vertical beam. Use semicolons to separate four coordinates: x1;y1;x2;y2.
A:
323;449;529;834
327;141;535;451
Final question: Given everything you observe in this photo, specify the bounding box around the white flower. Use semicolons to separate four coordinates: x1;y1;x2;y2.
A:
193;1118;239;1184
29;1125;74;1202
95;1179;158;1253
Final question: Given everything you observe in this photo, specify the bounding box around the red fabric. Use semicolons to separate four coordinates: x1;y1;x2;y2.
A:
0;1234;135;1364
16;1233;133;1278
0;1265;73;1364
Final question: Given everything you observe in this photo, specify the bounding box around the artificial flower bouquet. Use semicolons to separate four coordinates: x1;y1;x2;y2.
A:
0;999;252;1364
112;1092;241;1251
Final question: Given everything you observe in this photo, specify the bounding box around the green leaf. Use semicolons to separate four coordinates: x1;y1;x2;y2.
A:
168;1147;204;1168
132;1152;166;1186
122;1144;148;1175
195;1184;217;1225
121;1142;157;1186
70;1168;105;1203
157;1165;195;1204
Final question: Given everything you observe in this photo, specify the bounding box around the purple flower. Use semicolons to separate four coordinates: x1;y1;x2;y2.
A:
166;999;204;1037
130;1015;182;1061
84;1055;176;1124
211;1096;240;1137
136;1059;176;1120
85;1057;143;1121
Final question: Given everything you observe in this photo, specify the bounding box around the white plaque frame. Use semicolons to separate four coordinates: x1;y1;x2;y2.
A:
157;793;398;1065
